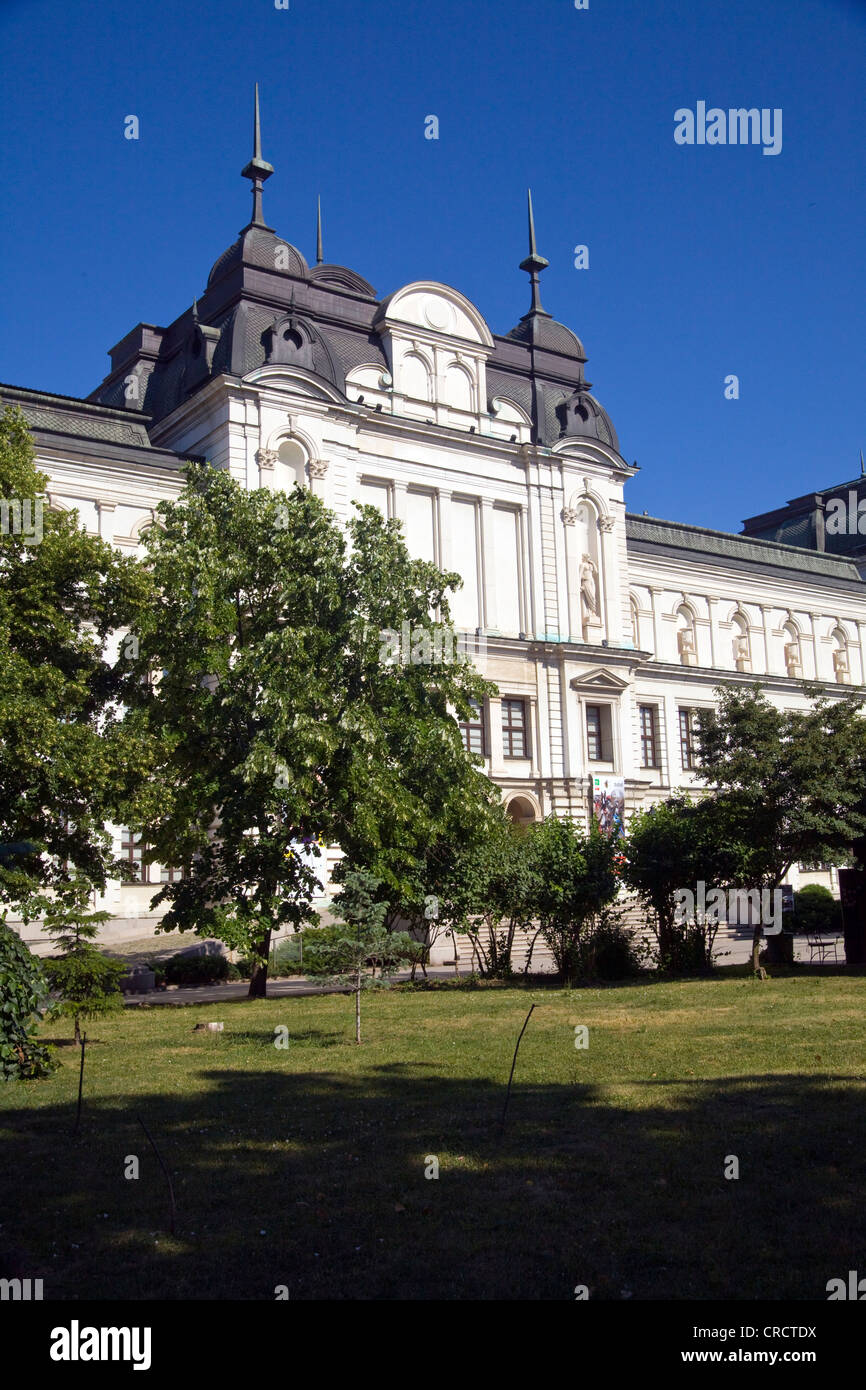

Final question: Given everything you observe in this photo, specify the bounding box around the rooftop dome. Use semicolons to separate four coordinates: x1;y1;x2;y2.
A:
207;225;308;288
506;313;586;359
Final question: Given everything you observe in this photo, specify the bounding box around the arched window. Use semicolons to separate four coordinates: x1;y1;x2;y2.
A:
444;363;474;412
276;439;308;491
401;353;431;402
630;597;641;650
506;795;539;830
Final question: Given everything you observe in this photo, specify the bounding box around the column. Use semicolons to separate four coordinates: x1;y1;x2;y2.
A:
648;587;662;660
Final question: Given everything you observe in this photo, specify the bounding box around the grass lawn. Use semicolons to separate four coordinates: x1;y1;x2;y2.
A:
2;967;865;1301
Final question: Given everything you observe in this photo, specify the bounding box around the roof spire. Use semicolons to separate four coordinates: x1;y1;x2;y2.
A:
861;449;865;477
316;195;323;265
192;297;199;325
241;83;274;229
519;189;550;318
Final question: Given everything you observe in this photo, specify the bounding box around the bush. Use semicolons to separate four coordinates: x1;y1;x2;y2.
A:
44;948;126;1041
0;921;57;1080
582;916;642;980
162;952;230;985
794;884;842;935
273;937;305;974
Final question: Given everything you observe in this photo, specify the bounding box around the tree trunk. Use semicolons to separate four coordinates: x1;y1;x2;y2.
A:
751;925;763;975
355;968;361;1044
247;928;273;999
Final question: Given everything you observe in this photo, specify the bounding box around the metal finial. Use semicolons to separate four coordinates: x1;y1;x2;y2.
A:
192;298;199;325
861;449;865;477
316;196;323;265
241;84;274;229
519;188;549;317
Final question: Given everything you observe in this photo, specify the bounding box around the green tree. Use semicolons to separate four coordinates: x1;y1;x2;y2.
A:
793;883;843;936
695;685;866;972
119;464;498;997
42;890;126;1042
0;918;56;1080
0;407;150;921
621;796;737;972
300;870;416;1042
526;816;620;984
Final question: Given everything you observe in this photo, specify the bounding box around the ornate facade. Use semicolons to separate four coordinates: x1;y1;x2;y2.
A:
4;94;859;949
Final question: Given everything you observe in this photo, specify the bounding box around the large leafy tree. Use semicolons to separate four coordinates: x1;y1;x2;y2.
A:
0;407;150;918
120;464;499;997
525;816;620;984
694;684;866;971
621;795;740;972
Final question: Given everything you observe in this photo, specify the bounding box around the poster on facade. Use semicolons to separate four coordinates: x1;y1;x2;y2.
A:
591;775;626;838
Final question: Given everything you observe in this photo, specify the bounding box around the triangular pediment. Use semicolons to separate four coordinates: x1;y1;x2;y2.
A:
569;667;630;694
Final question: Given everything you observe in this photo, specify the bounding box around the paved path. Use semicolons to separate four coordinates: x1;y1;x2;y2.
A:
123;933;846;1007
122;967;467;1007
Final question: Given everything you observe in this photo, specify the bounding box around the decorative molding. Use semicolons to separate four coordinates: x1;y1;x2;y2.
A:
561;507;578;526
256;448;277;470
598;516;615;533
308;458;329;479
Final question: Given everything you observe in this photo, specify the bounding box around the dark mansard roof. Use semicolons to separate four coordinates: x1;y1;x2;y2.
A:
82;113;620;456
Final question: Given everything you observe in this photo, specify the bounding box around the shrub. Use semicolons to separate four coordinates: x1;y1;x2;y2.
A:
582;916;641;980
794;884;842;936
0;921;56;1080
162;952;230;985
44;949;126;1041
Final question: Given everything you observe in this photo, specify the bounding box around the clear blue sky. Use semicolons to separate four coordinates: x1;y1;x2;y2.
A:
1;0;864;532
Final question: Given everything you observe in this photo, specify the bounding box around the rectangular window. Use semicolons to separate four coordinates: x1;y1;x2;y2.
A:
458;698;485;755
585;704;615;763
502;698;528;758
160;865;185;883
121;829;148;883
679;707;697;770
586;705;602;761
639;705;659;768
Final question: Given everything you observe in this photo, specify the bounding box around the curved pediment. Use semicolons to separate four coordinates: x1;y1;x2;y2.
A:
374;281;494;348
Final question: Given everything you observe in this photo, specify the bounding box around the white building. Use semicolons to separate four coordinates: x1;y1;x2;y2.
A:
3;96;859;952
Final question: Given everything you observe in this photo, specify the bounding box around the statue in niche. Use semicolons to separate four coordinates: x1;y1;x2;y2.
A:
678;627;697;665
579;554;600;640
833;647;850;683
733;633;750;670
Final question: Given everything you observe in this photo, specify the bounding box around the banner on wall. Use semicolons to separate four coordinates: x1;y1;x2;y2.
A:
591;775;626;838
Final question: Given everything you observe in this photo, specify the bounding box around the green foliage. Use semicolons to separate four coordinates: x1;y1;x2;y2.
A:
118;464;499;997
793;883;842;936
0;919;56;1079
0;408;151;919
300;872;416;1040
44;950;126;1039
621;796;731;973
694;685;866;969
162;952;231;986
580;911;642;981
525;817;620;984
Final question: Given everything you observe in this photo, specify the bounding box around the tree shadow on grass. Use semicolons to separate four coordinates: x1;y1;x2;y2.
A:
2;1066;865;1301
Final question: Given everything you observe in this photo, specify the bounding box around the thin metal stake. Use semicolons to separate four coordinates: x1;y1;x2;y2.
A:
499;1004;536;1134
137;1115;177;1235
73;1032;87;1137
